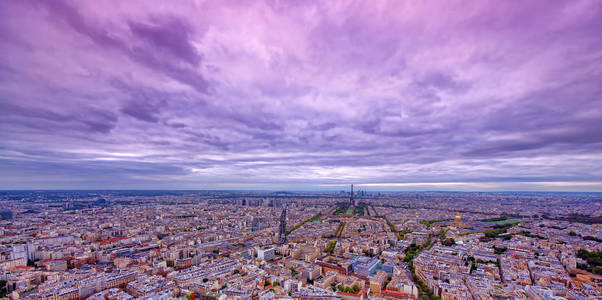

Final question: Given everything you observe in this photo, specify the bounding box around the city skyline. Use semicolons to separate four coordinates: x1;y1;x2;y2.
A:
0;189;600;299
1;1;602;191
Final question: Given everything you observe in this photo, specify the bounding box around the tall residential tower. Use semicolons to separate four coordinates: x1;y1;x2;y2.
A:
278;207;287;244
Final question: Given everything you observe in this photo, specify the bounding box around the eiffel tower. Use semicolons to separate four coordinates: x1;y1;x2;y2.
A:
349;184;354;206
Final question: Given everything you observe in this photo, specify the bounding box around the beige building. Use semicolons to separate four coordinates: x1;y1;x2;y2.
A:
369;271;388;296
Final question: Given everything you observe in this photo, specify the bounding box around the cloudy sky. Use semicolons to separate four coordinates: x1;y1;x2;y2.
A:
1;0;601;191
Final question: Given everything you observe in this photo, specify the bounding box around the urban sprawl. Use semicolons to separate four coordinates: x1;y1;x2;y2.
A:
0;189;600;300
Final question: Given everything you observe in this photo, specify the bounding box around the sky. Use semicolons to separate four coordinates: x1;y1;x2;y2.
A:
1;0;602;191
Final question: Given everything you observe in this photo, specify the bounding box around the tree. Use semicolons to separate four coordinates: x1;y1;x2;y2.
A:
0;280;6;298
576;249;602;275
325;240;337;253
569;231;577;236
442;238;455;246
493;246;507;254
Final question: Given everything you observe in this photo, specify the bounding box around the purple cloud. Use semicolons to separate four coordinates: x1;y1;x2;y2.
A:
0;0;601;190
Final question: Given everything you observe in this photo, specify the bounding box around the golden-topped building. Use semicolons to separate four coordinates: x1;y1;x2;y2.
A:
451;212;466;228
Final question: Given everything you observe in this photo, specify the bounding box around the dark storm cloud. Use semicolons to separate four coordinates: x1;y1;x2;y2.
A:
128;17;201;66
0;102;118;134
36;0;209;93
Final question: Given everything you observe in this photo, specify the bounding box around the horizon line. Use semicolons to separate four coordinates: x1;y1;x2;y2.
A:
1;188;601;194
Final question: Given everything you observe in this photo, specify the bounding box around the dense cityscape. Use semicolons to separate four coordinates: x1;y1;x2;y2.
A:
2;0;602;299
0;189;599;299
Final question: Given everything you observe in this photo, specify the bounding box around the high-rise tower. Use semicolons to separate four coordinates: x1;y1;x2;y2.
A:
278;207;287;244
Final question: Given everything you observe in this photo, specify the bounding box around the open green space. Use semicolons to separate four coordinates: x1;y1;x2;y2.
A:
577;249;602;275
286;212;322;235
420;218;451;228
325;240;337;253
333;203;348;215
488;218;522;225
334;222;346;238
